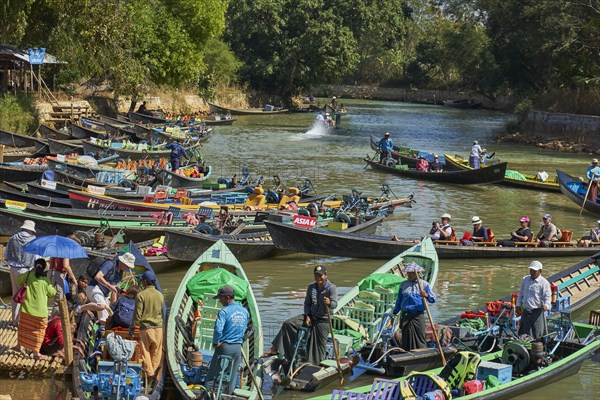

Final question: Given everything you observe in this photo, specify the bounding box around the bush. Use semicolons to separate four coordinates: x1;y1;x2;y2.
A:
505;119;519;134
0;94;38;134
513;98;533;121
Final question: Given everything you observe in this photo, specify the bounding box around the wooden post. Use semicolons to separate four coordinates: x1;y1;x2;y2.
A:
58;298;74;367
0;144;4;162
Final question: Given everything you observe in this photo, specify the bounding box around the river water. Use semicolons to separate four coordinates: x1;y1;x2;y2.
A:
1;100;599;399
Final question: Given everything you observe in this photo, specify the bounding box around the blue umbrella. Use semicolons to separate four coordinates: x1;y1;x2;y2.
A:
23;235;88;259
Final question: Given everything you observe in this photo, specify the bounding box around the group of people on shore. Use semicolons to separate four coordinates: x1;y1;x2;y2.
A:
428;212;600;247
5;220;165;382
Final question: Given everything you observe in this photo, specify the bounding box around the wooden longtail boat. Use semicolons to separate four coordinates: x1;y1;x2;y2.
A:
165;215;385;262
72;243;167;400
203;115;237;125
0;206;191;241
128;111;169;124
264;220;600;259
47;155;125;178
153;167;213;187
444;154;561;192
166;240;264;400
0;129;40;148
442;98;482;109
81;140;204;161
310;321;599;399
557;169;600;216
0;186;71;207
364;158;507;185
69;121;107;139
264;239;439;392
39;124;72;140
47;138;83;155
1;147;43;162
209;102;289;115
133;123;211;143
53;169;118;188
369;134;446;168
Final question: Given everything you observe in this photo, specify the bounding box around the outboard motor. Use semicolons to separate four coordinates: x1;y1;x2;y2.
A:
529;342;551;370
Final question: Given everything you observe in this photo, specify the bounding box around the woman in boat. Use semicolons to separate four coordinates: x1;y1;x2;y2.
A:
577;220;600;247
461;216;488;245
498;216;533;247
415;156;429;171
14;259;56;360
391;262;435;350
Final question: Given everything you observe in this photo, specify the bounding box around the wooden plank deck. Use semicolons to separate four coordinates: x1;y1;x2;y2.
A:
0;307;66;377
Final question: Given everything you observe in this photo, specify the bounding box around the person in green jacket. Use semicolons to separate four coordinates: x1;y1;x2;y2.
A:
14;259;56;360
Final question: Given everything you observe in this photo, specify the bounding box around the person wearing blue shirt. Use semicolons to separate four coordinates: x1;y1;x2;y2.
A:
585;158;600;203
85;252;135;325
391;262;435;350
262;265;338;365
205;285;249;394
378;132;394;163
165;139;189;171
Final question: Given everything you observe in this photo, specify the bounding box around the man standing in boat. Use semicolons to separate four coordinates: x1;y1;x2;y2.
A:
130;270;164;383
517;261;551;340
263;265;338;365
165;138;189;172
585;158;600;202
391;262;435;350
206;285;249;394
469;140;484;169
378;132;394;163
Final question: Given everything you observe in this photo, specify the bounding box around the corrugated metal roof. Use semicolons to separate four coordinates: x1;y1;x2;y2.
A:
0;44;65;64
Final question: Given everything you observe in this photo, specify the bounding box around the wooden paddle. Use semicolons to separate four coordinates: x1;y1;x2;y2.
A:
416;277;446;366
580;174;597;215
241;348;264;400
325;303;345;386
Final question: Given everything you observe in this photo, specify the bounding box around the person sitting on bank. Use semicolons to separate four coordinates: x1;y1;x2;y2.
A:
106;285;140;330
461;216;488;246
430;213;453;241
137;101;148;114
391;262;435;350
378;132;394;163
262;265;338;365
577;220;600;247
429;154;443;172
205;285;249;394
498;216;533;247
415;156;429;171
535;213;559;247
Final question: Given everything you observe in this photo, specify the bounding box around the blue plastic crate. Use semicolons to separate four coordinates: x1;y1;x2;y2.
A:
477;361;512;384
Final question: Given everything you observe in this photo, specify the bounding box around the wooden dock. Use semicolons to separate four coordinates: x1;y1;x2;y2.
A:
0;307;67;377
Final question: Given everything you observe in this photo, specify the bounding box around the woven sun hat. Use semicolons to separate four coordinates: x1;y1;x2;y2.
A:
404;262;424;273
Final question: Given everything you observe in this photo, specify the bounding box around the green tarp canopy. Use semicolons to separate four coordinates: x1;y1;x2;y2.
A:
505;170;526;181
186;268;249;302
357;273;406;293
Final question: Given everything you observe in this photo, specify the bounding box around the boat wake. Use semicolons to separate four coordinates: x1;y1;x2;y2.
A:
293;122;329;140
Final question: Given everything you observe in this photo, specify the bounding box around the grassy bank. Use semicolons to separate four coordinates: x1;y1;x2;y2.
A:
0;94;39;135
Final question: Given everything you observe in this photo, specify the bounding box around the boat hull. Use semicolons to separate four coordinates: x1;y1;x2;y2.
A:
209;102;289;115
557;169;600;216
365;159;507;184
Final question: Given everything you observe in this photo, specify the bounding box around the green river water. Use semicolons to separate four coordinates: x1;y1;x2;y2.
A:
1;99;599;399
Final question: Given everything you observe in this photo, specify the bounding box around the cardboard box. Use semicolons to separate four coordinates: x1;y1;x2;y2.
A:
327;221;348;231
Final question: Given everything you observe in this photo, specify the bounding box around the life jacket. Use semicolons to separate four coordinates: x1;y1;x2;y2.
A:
439;351;481;390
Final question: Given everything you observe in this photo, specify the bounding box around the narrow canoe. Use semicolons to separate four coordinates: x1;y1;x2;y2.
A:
81;140;187;161
153;167;213;187
264;220;600;259
69;121;107;139
364;158;507;185
165;215;385;262
557;169;600;216
203;116;237;125
0;186;71;207
0;206;191;241
72;243;166;400
39;124;72;140
442;99;482;109
209;102;289;115
128;111;168;124
265;238;439;392
166;240;264;400
0;129;40;148
444;154;561;192
0;162;48;182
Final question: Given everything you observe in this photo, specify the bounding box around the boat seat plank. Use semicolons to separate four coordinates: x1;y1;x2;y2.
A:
514;242;539;247
473;242;497;247
558;266;599;291
551;241;577;248
434;240;460;246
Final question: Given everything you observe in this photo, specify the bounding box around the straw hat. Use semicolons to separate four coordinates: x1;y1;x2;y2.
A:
471;216;482;225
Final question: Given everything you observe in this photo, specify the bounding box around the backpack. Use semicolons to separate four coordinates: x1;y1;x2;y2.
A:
86;257;109;280
112;297;136;328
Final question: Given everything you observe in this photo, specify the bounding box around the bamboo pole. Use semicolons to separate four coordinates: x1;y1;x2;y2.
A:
58;298;73;367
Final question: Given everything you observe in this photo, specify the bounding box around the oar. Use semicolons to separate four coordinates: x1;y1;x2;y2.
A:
325;303;345;386
241;348;265;400
416;277;446;366
580;174;597;215
364;152;377;170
